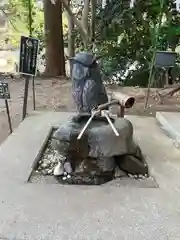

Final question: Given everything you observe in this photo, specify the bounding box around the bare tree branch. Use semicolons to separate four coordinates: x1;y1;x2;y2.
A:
90;0;96;48
51;0;88;44
66;0;75;57
81;0;90;32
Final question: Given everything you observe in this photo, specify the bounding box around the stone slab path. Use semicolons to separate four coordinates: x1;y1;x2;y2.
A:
0;112;180;240
156;111;180;148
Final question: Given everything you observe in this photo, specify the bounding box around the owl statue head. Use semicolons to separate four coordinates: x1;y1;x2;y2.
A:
70;52;102;86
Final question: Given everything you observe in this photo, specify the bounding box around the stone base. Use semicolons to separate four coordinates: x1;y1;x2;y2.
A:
3;112;180;239
31;127;149;185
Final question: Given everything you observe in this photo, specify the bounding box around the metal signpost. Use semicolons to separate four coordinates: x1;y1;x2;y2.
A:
0;82;12;134
19;36;39;121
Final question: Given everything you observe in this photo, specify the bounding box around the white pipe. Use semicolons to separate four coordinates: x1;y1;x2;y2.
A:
77;111;96;140
102;110;119;136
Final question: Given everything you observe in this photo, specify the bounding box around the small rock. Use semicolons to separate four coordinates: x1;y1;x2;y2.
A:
53;162;64;176
41;163;48;169
42;170;48;175
128;174;134;178
60;155;66;161
114;167;127;178
48;169;53;174
43;159;51;164
138;174;146;180
64;162;72;174
50;163;56;168
173;139;180;149
51;158;58;164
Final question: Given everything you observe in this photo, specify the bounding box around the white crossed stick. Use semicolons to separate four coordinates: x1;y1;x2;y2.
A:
77;109;119;140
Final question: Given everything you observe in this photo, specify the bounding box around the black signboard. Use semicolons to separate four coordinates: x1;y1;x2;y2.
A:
19;36;39;76
0;82;10;99
155;51;177;68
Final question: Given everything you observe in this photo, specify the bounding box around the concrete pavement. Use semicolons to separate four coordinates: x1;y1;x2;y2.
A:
156;111;180;149
0;112;180;240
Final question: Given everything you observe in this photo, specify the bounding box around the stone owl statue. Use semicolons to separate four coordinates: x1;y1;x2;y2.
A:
70;52;108;113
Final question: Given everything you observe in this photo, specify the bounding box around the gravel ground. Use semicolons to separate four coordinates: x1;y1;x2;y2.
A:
36;139;62;176
34;136;115;185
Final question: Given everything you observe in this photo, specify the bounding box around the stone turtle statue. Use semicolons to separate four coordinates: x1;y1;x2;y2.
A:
52;114;148;185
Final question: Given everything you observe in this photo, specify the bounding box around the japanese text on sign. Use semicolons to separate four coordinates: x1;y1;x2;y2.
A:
19;36;39;76
0;82;10;99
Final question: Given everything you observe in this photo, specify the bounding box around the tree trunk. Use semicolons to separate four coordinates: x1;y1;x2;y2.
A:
44;0;65;77
61;0;88;44
66;0;75;77
67;17;75;59
90;0;97;51
81;0;90;33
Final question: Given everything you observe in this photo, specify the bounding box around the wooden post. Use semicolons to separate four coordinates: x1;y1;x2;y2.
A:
0;82;13;134
32;76;36;110
5;98;12;134
22;75;30;121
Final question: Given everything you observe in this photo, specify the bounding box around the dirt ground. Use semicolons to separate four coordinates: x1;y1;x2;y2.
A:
0;77;180;145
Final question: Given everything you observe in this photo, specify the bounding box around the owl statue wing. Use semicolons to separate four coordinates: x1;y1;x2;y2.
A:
72;85;83;112
82;79;101;113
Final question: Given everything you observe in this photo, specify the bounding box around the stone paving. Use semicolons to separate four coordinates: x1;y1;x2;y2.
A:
156;111;180;148
0;111;180;239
